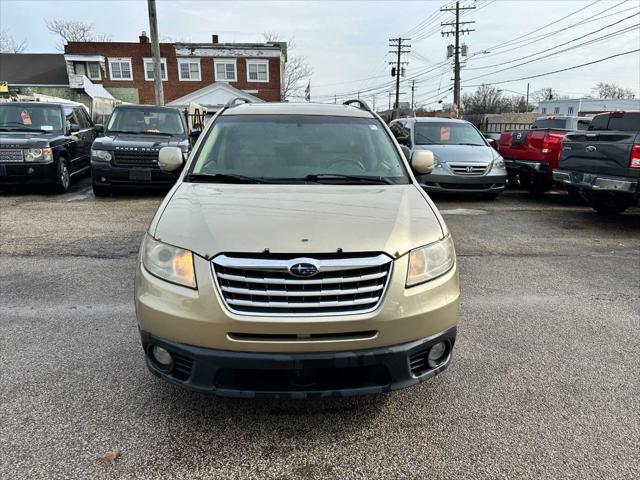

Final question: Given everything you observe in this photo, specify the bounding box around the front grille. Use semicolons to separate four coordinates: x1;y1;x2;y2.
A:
0;149;24;163
449;163;488;176
113;151;159;166
212;254;393;316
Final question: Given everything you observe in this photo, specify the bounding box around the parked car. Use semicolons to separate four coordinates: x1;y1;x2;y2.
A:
553;111;640;214
498;115;591;194
390;117;507;199
90;104;191;196
135;99;460;398
0;101;96;192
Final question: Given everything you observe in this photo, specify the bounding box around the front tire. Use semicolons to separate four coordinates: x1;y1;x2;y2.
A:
588;192;632;214
54;158;71;193
92;183;111;197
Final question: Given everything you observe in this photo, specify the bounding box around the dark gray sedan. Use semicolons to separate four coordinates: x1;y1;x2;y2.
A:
390;117;507;198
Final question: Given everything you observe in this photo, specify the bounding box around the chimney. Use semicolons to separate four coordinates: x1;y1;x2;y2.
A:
212;34;219;44
139;31;149;44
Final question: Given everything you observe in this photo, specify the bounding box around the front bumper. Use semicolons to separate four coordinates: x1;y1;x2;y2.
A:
0;162;56;186
504;159;550;176
553;169;639;194
140;327;457;398
91;160;180;187
417;169;507;193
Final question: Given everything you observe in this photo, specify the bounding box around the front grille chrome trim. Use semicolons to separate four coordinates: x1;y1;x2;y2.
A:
448;162;489;176
211;253;393;317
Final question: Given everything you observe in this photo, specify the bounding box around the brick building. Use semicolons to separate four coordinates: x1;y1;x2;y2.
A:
63;33;287;105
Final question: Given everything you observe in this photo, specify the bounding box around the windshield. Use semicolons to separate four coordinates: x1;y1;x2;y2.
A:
414;122;486;146
0;104;63;132
188;115;409;184
106;107;185;135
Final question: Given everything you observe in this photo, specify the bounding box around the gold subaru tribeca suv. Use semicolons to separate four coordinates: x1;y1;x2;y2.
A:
135;99;460;398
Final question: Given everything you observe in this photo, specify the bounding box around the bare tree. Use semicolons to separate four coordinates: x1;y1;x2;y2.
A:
262;32;312;101
461;85;504;114
0;30;27;53
592;82;635;99
45;19;112;51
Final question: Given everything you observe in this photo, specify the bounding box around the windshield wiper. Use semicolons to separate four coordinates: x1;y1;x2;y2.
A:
304;174;394;185
457;143;485;146
0;126;47;133
184;173;271;184
108;129;145;135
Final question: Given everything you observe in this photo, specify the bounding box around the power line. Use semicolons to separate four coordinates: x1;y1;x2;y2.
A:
462;48;640;87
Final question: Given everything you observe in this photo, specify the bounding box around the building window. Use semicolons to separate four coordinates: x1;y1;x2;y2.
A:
246;60;269;82
214;60;237;81
88;62;101;80
143;58;168;81
554;107;560;114
541;107;547;114
108;58;133;80
568;106;574;115
178;58;201;81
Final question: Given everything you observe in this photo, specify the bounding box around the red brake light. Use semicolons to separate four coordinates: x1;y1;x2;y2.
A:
630;144;640;169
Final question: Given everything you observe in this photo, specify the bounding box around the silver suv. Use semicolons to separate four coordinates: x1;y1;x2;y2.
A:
390;117;507;198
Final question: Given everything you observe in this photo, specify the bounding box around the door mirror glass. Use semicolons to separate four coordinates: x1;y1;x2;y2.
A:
158;146;184;172
411;150;435;175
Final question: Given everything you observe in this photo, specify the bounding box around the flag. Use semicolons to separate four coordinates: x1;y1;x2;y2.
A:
304;82;311;102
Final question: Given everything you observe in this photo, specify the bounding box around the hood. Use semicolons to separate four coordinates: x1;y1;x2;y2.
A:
414;144;496;163
93;133;188;151
152;184;444;258
0;131;58;148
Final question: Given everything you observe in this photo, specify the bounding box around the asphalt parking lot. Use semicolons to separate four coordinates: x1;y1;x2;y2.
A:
1;178;639;479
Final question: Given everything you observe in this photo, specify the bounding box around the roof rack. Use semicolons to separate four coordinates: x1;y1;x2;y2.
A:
224;97;253;109
343;99;372;112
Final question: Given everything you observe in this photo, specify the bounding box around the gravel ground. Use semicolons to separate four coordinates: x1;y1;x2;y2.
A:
1;179;639;479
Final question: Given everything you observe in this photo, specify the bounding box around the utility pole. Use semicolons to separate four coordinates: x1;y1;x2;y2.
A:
334;94;337;104
411;80;416;110
147;0;164;105
389;37;410;119
388;92;392;110
525;82;530;112
357;90;360;100
441;1;475;109
372;94;376;111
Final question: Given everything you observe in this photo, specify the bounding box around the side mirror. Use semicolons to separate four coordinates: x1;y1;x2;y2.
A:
158;146;184;172
69;124;80;133
400;145;411;160
94;124;104;134
396;134;410;146
411;150;435;175
487;138;497;148
189;130;201;140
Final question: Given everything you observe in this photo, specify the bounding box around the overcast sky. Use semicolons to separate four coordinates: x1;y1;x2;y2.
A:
1;0;639;107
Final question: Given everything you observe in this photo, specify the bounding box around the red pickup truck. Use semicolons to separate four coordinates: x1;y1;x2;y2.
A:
498;116;591;194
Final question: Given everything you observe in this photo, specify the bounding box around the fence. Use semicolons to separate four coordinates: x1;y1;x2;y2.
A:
474;119;532;133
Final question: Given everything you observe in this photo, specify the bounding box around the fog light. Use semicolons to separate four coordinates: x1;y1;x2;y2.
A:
100;177;107;182
427;341;448;368
151;345;172;368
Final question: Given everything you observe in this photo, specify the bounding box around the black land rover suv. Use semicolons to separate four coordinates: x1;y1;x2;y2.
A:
91;104;190;196
554;111;640;214
0;102;96;192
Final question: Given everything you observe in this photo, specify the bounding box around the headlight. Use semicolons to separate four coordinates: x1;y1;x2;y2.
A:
91;149;112;162
141;234;196;288
406;235;455;287
24;148;53;163
491;156;505;170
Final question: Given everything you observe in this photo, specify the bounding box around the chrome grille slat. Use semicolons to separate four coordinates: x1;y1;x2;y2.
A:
113;151;159;166
220;283;384;297
449;163;489;176
226;296;381;309
0;149;24;163
212;254;393;316
216;270;388;285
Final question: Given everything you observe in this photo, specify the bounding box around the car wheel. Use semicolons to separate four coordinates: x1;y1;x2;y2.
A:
507;172;519;189
92;183;111;197
588;192;631;214
524;176;551;196
55;158;71;193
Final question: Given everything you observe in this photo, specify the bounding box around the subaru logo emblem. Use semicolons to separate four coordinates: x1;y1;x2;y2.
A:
289;262;319;278
586;145;597;152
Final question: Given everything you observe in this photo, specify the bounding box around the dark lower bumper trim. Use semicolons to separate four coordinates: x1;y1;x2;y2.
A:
140;327;457;399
